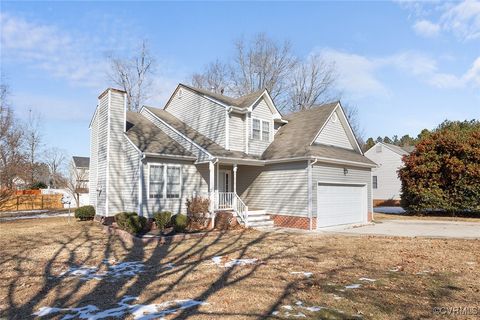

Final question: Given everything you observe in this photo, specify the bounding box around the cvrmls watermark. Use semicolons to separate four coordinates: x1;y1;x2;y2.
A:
432;306;479;316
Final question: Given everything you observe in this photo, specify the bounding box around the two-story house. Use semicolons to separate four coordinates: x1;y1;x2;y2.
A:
364;142;413;206
89;84;376;230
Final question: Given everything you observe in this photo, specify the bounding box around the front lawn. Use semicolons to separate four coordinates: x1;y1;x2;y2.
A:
0;217;479;319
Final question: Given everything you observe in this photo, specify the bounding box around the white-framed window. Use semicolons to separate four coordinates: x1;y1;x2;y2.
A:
252;118;261;140
149;165;165;198
166;166;181;198
148;164;181;199
373;176;378;189
262;120;270;141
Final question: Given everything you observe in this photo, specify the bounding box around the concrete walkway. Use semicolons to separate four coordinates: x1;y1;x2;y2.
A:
329;219;480;239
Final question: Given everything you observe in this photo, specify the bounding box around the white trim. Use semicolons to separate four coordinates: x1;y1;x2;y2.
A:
146;163;182;200
123;92;127;132
245;113;250;154
124;134;142;153
105;90;111;216
246;90;283;120
89;104;99;129
310;103;339;146
251;117;261;140
144;153;197;160
141;107;214;159
201;94;230;109
335;104;363;154
316;181;369;229
225;109;230;150
138;156;143;215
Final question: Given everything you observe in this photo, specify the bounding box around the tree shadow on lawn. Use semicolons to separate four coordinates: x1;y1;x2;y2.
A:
3;221;312;319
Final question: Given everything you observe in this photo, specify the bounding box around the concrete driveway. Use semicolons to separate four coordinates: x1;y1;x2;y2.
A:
329;219;480;239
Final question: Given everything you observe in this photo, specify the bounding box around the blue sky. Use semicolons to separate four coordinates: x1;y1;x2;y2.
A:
1;1;479;157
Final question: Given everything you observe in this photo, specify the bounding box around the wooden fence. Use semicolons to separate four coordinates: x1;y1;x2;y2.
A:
0;194;63;212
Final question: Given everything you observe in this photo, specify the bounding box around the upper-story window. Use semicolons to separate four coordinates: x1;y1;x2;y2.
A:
373;175;378;189
262;120;270;141
149;165;165;198
251;118;271;141
252;118;261;140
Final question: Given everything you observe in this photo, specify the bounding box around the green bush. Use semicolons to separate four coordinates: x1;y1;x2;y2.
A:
171;214;187;233
153;211;172;231
74;205;95;221
115;212;148;234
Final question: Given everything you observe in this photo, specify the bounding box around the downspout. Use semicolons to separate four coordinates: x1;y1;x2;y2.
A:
308;158;318;231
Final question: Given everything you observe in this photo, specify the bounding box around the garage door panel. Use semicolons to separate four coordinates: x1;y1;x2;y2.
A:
317;183;365;228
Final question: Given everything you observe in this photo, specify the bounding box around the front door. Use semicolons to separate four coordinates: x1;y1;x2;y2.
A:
219;170;232;193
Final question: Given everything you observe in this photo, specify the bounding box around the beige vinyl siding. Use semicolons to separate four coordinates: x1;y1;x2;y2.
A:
248;98;274;156
237;161;309;216
311;162;372;215
229;113;245;152
314;110;354;150
166;87;227;148
141;108;210;161
122;138;141;212
364;144;404;200
140;159;209;217
95;94;109;216
88;109;98;209
106;92;126;215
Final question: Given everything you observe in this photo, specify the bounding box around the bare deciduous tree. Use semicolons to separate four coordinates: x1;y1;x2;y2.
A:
342;103;365;146
25;109;43;185
288;53;336;112
44;147;67;188
65;161;89;207
231;33;297;105
108;40;155;111
191;60;231;94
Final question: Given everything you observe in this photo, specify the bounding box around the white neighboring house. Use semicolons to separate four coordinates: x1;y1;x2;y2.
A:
70;156;90;207
89;85;377;229
364;142;414;205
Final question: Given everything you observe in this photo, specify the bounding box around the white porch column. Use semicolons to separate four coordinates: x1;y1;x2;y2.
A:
233;164;238;194
209;161;215;213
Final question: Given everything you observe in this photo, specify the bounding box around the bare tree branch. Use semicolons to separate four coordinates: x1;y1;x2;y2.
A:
107;40;155;111
191;60;231;94
288;53;336;112
25;109;43;184
43;147;67;188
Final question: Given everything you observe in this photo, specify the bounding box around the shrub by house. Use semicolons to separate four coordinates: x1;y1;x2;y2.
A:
74;205;95;221
399;120;480;214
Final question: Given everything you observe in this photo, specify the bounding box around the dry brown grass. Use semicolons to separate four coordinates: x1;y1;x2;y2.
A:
1;217;479;319
374;212;480;223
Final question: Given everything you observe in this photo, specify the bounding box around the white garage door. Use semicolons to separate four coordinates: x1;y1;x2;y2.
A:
317;183;366;228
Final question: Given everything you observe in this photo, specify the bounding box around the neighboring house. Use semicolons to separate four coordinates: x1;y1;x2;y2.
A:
364;142;414;206
89;84;376;229
71;156;90;206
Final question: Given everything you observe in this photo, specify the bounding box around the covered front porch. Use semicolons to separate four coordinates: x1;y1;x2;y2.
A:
204;159;270;227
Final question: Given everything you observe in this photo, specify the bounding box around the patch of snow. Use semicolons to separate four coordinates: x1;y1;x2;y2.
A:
389;266;402;272
59;261;144;281
358;277;376;282
373;206;406;214
415;270;431;275
163;262;175;269
290;271;313;278
272;302;330;318
282;305;293;310
295;301;303;306
211;256;258;268
345;284;361;289
33;296;207;320
332;294;343;300
293;312;306;318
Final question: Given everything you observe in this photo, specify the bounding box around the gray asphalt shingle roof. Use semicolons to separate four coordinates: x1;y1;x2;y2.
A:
145;107;260;160
383;143;414;155
72;156;90;168
180;84;265;109
262;102;376;165
126;112;194;157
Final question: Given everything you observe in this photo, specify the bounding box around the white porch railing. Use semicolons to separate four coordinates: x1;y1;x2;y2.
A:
214;191;249;227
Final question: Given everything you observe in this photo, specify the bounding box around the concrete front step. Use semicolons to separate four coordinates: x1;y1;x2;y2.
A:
248;219;274;228
247;214;271;222
246;210;267;216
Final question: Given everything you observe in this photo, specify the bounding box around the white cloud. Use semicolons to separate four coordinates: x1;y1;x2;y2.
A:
0;12;110;88
318;49;480;98
319;49;389;99
441;0;480;40
413;20;441;37
401;0;480;40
